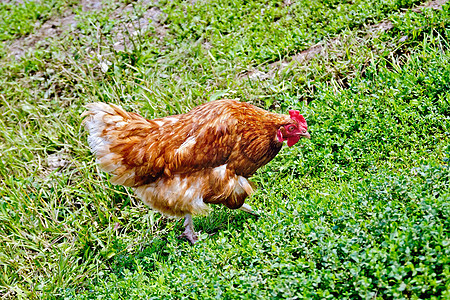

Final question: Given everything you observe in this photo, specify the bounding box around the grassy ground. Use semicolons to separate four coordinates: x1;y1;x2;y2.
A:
0;0;449;298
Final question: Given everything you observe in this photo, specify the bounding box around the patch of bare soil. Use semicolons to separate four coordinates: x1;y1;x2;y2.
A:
412;0;448;11
6;0;102;59
5;0;166;59
2;0;24;3
8;12;77;59
110;2;166;51
241;0;449;81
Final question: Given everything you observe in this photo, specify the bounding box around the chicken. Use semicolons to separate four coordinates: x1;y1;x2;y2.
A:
82;99;310;243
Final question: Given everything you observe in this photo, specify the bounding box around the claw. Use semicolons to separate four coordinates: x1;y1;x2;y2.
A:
179;230;198;244
178;214;199;244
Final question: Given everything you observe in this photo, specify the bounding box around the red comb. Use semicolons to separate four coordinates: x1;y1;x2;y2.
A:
289;110;306;125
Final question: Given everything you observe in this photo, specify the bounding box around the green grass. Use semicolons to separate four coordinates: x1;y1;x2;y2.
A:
0;0;76;41
0;0;449;298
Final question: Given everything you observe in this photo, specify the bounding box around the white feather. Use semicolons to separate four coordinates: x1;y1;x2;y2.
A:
176;136;197;155
164;117;179;123
238;176;253;196
213;164;227;179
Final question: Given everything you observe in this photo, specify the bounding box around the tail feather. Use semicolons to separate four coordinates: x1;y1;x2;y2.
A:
82;102;149;187
82;103;123;154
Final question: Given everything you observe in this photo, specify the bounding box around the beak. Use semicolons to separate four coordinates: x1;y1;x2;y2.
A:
300;131;311;139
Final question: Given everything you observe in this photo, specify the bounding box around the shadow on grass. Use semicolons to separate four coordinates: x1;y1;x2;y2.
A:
108;206;259;275
196;206;260;237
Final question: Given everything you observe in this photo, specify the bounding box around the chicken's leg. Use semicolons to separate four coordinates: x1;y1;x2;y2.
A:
179;214;198;244
239;203;260;217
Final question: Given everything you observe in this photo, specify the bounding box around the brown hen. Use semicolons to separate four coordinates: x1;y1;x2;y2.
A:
82;99;310;243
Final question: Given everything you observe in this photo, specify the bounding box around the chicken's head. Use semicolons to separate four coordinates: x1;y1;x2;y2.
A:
276;110;310;147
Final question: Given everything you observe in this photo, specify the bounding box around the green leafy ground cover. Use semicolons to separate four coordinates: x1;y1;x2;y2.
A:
0;0;76;41
0;0;449;298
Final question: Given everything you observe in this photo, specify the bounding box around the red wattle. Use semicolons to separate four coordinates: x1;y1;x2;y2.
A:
287;136;300;147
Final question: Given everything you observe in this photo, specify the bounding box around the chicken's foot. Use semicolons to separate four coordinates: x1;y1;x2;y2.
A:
179;214;198;244
239;203;260;217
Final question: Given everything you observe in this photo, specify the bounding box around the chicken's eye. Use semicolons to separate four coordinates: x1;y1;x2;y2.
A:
287;125;295;132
